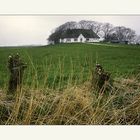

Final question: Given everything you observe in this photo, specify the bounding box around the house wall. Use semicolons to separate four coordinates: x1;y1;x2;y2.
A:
48;40;55;45
60;38;78;43
77;34;86;42
70;38;75;43
87;38;100;42
59;34;101;43
60;38;72;43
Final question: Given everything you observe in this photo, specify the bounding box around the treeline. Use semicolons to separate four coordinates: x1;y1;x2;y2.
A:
49;20;139;44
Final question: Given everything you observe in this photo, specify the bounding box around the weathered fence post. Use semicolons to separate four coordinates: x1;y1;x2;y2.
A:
7;53;27;94
91;64;112;93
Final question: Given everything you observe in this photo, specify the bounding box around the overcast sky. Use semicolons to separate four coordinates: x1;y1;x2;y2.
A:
0;15;140;46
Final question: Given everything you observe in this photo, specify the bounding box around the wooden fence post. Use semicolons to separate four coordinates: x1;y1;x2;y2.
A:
7;53;27;94
91;64;113;93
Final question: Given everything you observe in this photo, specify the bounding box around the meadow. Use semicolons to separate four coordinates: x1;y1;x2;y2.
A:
0;43;140;125
0;43;140;88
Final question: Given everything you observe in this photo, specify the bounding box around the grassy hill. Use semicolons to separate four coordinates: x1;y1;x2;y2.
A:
0;43;140;125
0;43;140;88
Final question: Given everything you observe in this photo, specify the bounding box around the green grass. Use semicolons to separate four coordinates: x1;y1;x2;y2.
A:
0;43;140;88
1;43;140;125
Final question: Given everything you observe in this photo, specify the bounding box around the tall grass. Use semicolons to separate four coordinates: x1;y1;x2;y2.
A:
0;54;140;125
1;43;140;88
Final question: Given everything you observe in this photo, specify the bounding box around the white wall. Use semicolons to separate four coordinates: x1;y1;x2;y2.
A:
70;38;75;42
48;40;55;44
60;38;78;43
88;38;100;42
59;34;101;43
77;34;86;42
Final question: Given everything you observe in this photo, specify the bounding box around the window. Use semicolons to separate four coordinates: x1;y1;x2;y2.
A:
86;38;89;41
67;38;71;42
74;38;77;41
60;39;63;43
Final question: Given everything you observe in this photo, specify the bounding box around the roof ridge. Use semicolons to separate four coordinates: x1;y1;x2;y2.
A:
48;28;100;41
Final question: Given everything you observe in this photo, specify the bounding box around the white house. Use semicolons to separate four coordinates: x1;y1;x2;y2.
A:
48;29;101;44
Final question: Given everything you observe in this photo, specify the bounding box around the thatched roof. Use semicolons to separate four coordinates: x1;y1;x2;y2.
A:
60;29;99;39
48;29;99;43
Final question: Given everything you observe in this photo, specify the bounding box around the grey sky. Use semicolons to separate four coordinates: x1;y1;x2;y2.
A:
0;15;140;46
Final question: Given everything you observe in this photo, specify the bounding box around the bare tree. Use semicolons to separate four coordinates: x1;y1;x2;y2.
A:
79;20;102;34
134;35;140;44
79;20;94;29
91;22;103;34
101;23;113;41
55;21;78;32
113;26;136;42
123;27;136;42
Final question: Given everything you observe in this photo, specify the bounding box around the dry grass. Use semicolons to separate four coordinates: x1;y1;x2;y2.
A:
0;76;140;125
